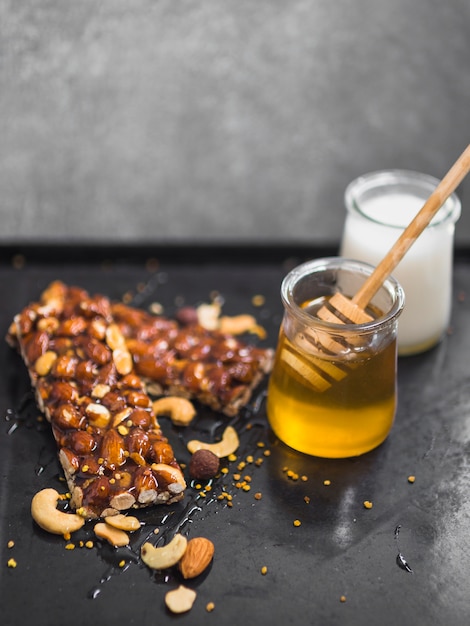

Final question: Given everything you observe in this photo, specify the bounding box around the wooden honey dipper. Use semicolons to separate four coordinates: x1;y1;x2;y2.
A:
318;143;470;327
280;144;470;393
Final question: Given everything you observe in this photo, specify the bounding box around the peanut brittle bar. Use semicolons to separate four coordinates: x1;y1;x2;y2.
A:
8;280;273;516
10;281;186;519
111;302;273;416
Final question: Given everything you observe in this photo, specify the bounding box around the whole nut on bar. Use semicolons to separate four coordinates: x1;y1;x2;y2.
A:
189;449;220;480
151;463;187;493
35;350;58;376
14;281;187;521
105;323;126;351
110;492;136;511
91;383;111;399
178;537;215;579
59;448;80;475
86;402;111;428
112;347;133;376
37;316;60;334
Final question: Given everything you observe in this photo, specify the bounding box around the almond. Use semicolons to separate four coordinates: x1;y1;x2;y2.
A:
99;429;126;468
178;537;214;579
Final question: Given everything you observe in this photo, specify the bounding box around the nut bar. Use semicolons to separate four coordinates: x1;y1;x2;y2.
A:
10;281;186;519
111;302;273;416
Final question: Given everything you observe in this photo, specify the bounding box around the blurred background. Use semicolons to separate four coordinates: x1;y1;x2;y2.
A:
1;0;469;246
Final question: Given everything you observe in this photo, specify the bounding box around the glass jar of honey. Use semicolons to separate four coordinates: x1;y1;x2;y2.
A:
267;257;404;458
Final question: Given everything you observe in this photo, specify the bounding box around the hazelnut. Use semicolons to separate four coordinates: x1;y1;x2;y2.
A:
175;306;199;326
189;449;220;480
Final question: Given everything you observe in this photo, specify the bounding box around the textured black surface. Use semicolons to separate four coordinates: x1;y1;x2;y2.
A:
1;246;469;626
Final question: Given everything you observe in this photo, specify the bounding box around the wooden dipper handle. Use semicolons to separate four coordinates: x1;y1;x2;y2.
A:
353;143;470;310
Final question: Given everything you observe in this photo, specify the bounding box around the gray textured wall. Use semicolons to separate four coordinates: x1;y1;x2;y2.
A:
1;0;469;245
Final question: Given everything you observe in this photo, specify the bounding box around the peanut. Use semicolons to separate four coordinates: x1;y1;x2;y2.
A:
35;351;58;376
105;323;126;351
113;348;133;376
91;383;111;399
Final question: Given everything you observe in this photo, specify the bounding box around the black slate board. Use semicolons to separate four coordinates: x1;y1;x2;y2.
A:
1;246;469;626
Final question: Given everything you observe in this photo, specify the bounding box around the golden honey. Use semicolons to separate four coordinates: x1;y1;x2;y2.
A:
266;258;404;458
267;328;397;458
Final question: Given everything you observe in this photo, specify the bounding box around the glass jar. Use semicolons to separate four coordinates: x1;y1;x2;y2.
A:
266;257;404;458
340;170;461;355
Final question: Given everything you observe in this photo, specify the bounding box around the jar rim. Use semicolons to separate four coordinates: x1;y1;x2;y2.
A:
344;169;461;229
281;257;405;333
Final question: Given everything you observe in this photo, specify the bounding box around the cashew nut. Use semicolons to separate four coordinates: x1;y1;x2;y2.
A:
152;397;196;427
187;425;239;458
31;488;85;536
105;513;140;532
196;302;222;330
165;585;197;614
141;533;188;570
219;314;265;338
94;522;130;547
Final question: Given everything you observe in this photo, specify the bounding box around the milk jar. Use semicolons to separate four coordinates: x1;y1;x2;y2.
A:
340;170;461;355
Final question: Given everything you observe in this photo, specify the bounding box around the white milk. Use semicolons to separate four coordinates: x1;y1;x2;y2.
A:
340;172;461;355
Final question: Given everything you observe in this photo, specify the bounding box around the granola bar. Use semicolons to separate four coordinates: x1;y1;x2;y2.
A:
8;280;273;516
10;281;186;519
111;302;273;416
